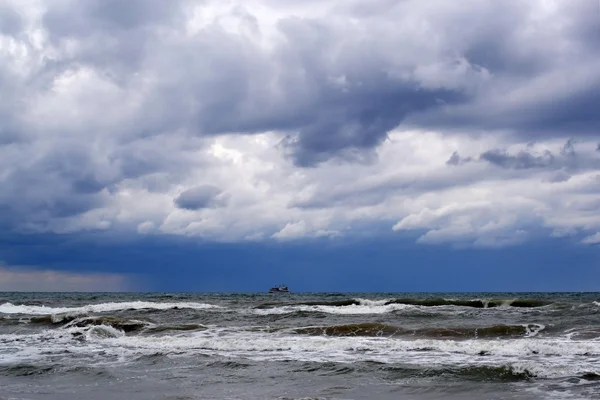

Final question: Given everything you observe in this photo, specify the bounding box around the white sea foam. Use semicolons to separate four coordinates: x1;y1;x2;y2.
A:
85;324;126;339
525;324;545;337
0;301;223;316
354;298;393;306
2;327;599;380
102;333;600;379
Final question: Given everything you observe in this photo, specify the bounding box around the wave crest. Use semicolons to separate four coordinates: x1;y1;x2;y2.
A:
64;316;150;333
382;298;552;308
0;301;221;317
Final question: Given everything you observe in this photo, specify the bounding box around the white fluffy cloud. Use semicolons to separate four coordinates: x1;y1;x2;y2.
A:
0;0;599;247
77;130;599;247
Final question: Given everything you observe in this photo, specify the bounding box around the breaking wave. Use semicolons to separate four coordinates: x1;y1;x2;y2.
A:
3;327;593;378
15;314;208;336
63;316;150;333
250;297;553;315
0;297;556;322
85;324;125;339
0;301;222;319
1;292;599;399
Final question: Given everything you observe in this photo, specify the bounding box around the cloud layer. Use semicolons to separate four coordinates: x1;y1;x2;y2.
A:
1;0;599;247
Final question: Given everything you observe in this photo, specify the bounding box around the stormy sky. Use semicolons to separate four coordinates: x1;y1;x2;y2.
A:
1;0;599;291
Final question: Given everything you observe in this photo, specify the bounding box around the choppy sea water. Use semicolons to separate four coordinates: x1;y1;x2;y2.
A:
1;293;600;400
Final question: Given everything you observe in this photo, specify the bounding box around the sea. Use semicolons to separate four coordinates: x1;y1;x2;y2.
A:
1;292;600;400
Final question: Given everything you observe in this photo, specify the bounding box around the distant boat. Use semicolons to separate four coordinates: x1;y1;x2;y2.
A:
268;284;290;293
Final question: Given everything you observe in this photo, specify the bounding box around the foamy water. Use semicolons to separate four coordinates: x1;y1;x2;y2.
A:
1;292;599;400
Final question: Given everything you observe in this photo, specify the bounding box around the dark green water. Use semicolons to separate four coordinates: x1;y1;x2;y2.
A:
1;292;600;399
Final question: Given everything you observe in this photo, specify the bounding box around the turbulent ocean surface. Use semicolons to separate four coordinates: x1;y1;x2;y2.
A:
1;293;600;399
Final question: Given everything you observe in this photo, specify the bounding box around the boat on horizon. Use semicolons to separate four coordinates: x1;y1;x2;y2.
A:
268;284;290;293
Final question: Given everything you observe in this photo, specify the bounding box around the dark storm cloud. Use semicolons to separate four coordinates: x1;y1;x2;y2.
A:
265;17;471;166
2;136;204;227
446;151;473;166
548;171;572;183
41;0;188;80
406;79;600;140
72;175;109;194
7;0;600;156
0;145;111;227
12;0;598;165
0;55;26;146
478;140;600;172
284;84;466;167
174;185;227;210
480;149;555;170
401;0;600;139
1;0;600;235
561;139;576;157
27;1;482;167
132;15;472;167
